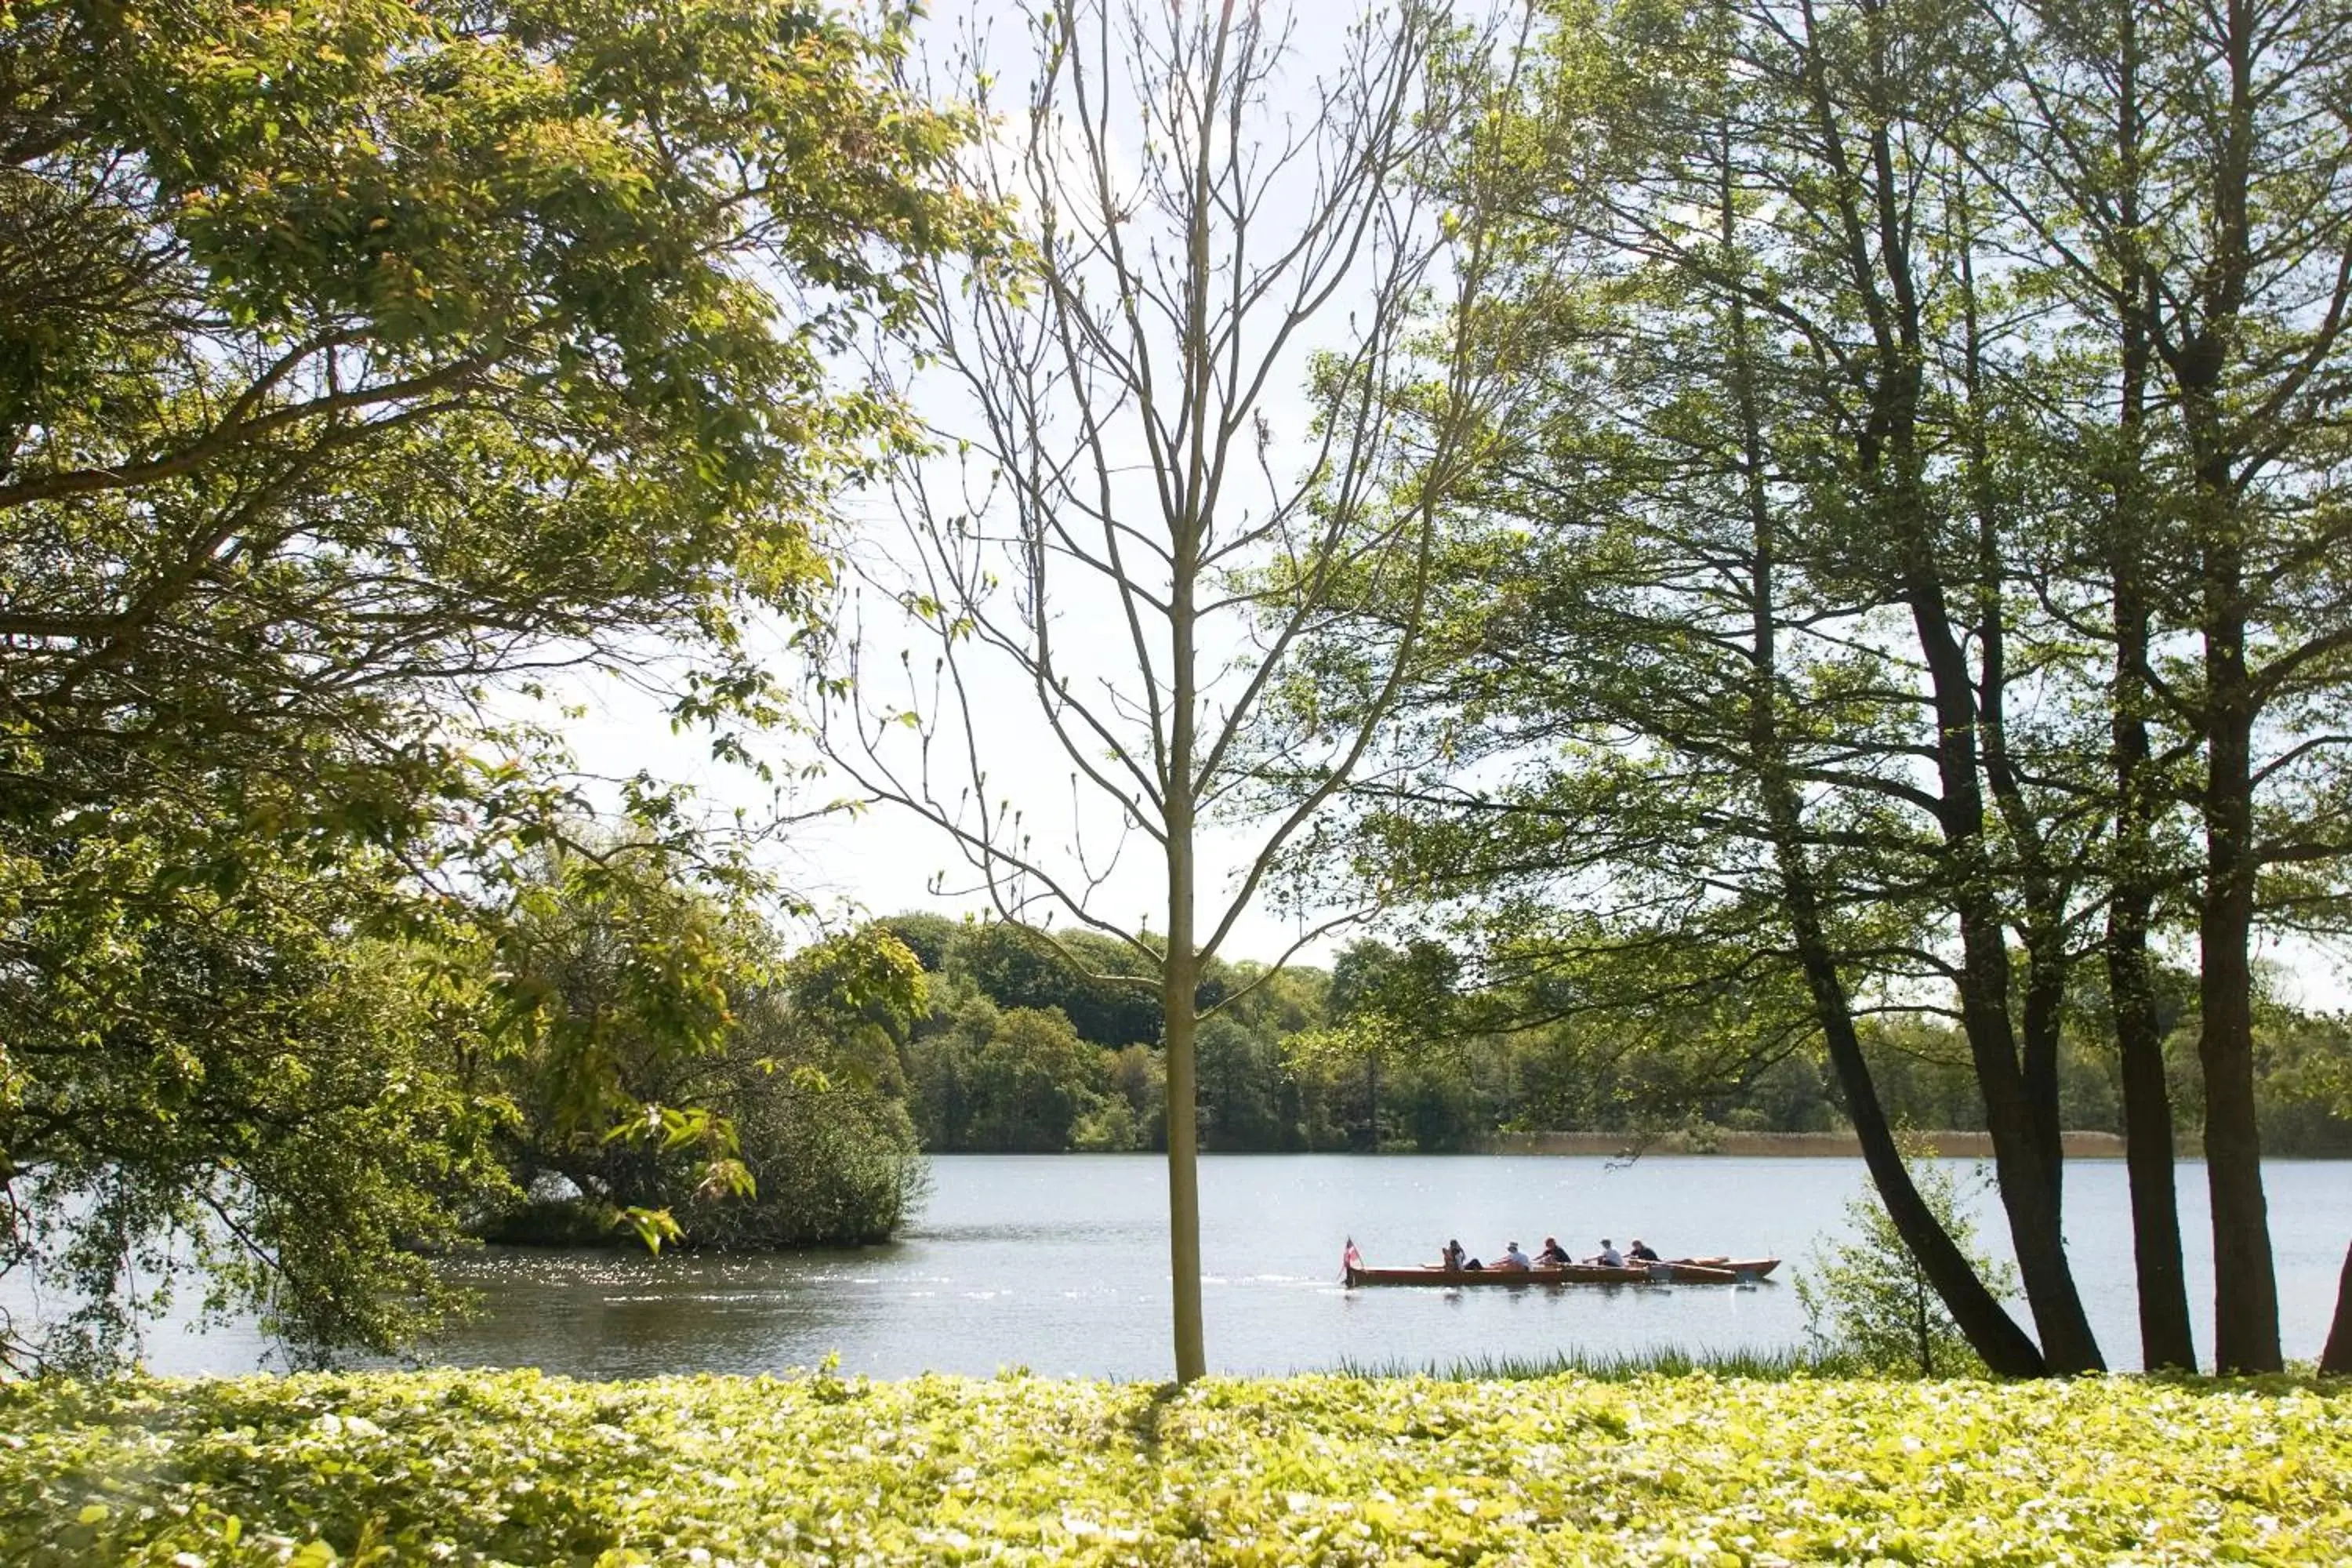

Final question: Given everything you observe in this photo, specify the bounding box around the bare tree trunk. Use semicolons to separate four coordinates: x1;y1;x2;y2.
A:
2108;335;2196;1370
2172;0;2283;1379
836;0;1526;1387
2184;361;2280;1372
2094;0;2198;1381
1958;210;2077;1266
1164;466;1206;1382
1903;491;2103;1373
1791;4;2102;1369
1163;959;1205;1384
1777;846;2048;1377
2111;895;2195;1370
2104;58;2194;1362
2323;1241;2352;1375
2198;611;2281;1372
2018;950;2070;1207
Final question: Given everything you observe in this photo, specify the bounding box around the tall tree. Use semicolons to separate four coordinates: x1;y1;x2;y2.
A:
1965;0;2204;1373
1973;0;2352;1373
822;0;1519;1381
1298;0;2158;1372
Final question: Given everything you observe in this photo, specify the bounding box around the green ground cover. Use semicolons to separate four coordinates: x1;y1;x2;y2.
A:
3;1370;2347;1565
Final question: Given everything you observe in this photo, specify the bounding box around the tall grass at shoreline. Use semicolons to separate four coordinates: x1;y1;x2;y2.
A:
1335;1344;1824;1381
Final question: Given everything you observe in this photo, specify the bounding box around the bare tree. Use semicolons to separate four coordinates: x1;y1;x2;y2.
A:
820;0;1523;1381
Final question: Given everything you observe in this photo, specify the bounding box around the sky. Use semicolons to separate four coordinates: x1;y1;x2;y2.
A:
532;0;1443;971
532;0;2352;1012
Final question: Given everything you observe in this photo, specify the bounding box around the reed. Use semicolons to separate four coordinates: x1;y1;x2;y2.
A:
1331;1344;1837;1381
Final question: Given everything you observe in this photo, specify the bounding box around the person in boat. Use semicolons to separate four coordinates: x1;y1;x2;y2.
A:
1537;1236;1571;1266
1627;1239;1661;1264
1496;1240;1533;1271
1588;1238;1624;1267
1442;1238;1468;1272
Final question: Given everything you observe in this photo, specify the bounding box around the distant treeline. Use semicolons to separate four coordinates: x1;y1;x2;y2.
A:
883;916;2352;1159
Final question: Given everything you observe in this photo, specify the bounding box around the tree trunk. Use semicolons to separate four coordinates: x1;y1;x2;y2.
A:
2191;409;2280;1371
2322;1241;2352;1375
1958;204;2072;1247
1721;190;2041;1375
1847;82;2101;1369
2198;649;2281;1372
1894;346;2100;1368
2174;0;2281;1381
2017;942;2069;1214
1907;585;2106;1374
1783;869;2047;1377
2110;555;2195;1370
2110;905;2196;1370
1167;508;1206;1385
2104;143;2197;1366
1163;887;1205;1385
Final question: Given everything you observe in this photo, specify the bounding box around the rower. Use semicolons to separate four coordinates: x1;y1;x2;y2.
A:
1627;1238;1660;1263
1588;1238;1624;1267
1537;1236;1570;1266
1496;1240;1533;1271
1442;1238;1467;1272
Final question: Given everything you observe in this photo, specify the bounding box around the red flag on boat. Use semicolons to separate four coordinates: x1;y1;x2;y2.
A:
1341;1237;1362;1273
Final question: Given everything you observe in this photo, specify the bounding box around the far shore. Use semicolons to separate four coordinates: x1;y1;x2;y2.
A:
1484;1129;2140;1159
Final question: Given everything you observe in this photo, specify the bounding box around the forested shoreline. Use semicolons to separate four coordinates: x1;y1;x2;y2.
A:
880;917;2352;1160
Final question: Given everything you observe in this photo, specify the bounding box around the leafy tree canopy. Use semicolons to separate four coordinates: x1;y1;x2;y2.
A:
0;0;978;1367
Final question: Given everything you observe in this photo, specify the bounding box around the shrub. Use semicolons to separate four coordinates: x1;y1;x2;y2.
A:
1797;1145;2019;1376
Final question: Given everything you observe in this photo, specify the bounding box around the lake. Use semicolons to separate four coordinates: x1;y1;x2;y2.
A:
27;1154;2352;1379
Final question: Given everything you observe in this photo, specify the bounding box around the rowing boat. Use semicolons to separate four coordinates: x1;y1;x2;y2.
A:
1343;1256;1779;1287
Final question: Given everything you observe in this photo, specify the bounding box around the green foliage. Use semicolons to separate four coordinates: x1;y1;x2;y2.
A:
1340;1346;1821;1381
902;997;1117;1155
482;851;929;1249
1277;0;2352;1370
1798;1150;2021;1377
2252;1008;2352;1157
951;924;1164;1049
1194;1016;1287;1152
3;1370;2348;1563
884;911;2322;1155
0;0;976;1366
1091;1046;1167;1153
679;1073;925;1250
0;851;515;1374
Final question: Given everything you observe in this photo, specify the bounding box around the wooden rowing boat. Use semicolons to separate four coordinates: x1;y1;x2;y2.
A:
1343;1256;1779;1287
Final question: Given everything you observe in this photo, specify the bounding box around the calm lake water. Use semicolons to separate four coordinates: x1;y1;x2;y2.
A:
26;1154;2352;1379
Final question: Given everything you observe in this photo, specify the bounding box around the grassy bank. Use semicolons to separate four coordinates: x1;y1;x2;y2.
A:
5;1370;2347;1565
